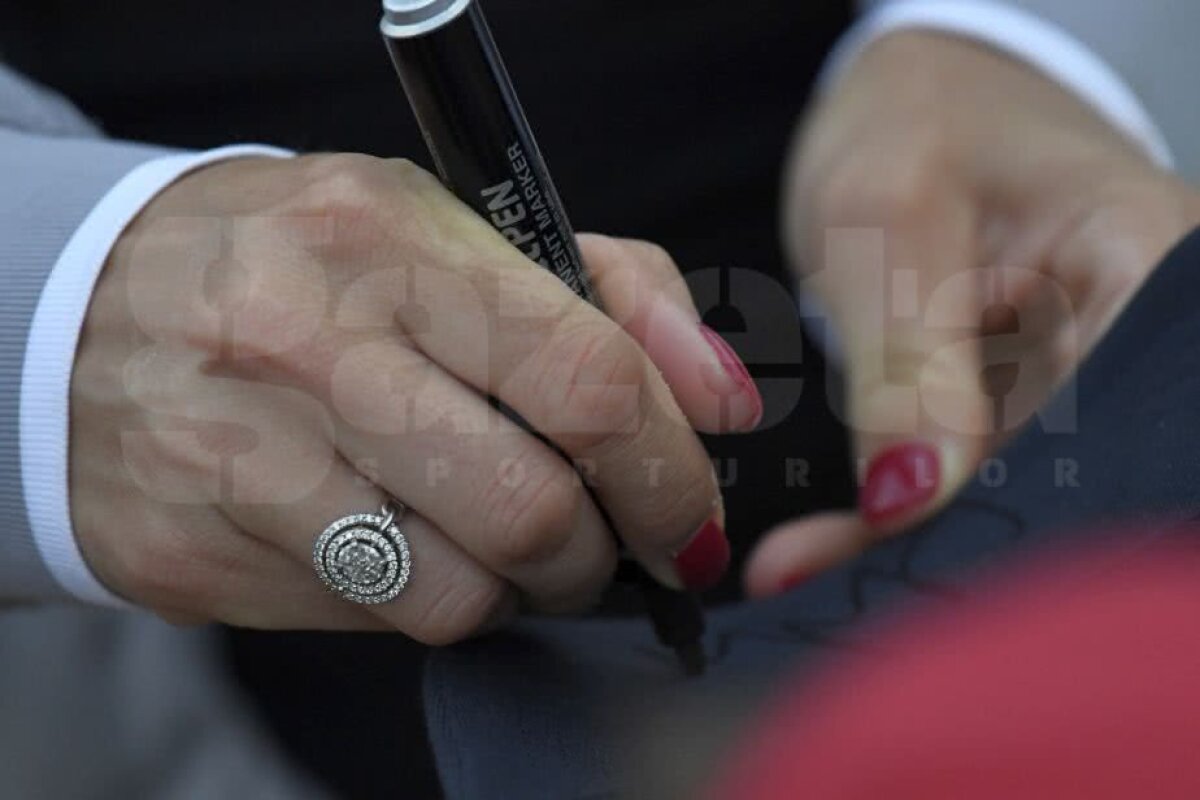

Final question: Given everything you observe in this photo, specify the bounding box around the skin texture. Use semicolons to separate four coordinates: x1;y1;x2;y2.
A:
745;32;1200;597
70;153;761;640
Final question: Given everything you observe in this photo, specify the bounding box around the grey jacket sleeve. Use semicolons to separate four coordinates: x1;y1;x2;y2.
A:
996;0;1198;179
0;65;176;603
857;0;1200;180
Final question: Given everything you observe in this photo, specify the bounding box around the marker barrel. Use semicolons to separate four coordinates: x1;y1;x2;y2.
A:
383;1;597;303
381;0;706;675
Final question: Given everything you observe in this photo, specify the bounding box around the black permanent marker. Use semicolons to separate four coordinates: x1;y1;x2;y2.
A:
381;0;707;676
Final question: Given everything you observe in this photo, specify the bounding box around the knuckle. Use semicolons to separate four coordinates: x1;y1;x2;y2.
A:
292;154;394;255
131;424;222;488
226;292;308;361
625;239;678;277
483;462;582;567
412;572;512;647
536;322;647;448
303;154;435;212
290;156;446;269
817;141;948;229
306;153;388;200
386;156;441;194
310;155;386;207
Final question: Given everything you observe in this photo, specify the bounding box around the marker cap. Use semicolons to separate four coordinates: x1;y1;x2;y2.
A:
380;0;473;39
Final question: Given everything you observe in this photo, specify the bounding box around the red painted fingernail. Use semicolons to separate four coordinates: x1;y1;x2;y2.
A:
778;571;810;595
673;518;731;592
699;325;764;430
860;443;941;527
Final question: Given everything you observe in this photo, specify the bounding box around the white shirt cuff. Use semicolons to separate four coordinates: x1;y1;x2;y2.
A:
822;0;1174;170
21;144;294;608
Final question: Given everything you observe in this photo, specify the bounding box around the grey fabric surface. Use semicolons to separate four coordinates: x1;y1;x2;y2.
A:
0;64;176;603
425;229;1200;800
859;0;1200;180
0;607;328;800
0;65;98;137
0;127;176;603
998;0;1200;179
0;64;326;798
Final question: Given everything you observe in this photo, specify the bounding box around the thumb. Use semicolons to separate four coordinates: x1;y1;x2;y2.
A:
578;233;763;434
808;189;990;535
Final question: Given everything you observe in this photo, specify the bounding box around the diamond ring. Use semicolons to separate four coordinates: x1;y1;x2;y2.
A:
314;500;412;605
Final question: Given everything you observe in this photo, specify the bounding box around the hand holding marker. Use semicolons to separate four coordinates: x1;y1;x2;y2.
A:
381;0;711;674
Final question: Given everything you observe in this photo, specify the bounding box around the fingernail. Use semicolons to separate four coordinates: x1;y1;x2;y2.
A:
860;443;941;527
698;325;764;431
777;571;810;595
673;517;731;592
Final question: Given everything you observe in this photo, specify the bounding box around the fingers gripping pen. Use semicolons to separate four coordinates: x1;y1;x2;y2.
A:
381;0;707;676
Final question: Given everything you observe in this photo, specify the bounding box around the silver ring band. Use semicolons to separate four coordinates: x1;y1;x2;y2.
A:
314;500;412;605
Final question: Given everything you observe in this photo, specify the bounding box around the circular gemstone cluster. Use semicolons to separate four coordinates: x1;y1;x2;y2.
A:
314;514;412;605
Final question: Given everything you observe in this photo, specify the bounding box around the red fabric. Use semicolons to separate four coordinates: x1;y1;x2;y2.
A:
712;538;1200;800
